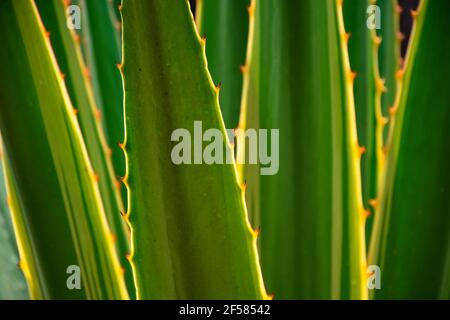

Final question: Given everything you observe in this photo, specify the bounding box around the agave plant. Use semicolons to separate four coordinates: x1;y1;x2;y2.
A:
0;0;448;300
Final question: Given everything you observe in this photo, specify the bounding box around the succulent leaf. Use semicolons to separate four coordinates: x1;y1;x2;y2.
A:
196;0;250;129
0;0;128;299
121;0;267;299
0;155;28;300
34;0;132;294
239;0;367;299
369;0;450;299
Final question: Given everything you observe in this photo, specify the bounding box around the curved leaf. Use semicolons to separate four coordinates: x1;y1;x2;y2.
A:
0;0;128;299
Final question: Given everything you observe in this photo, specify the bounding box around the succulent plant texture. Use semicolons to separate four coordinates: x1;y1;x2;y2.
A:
0;0;448;300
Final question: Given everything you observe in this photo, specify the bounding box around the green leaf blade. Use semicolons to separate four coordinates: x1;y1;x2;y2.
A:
241;0;367;299
0;159;28;300
80;0;125;185
35;0;132;295
197;0;250;129
0;0;128;299
369;0;450;299
122;0;266;299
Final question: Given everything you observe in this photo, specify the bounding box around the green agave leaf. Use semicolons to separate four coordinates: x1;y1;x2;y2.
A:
344;0;378;244
369;0;400;245
0;0;127;299
196;0;250;129
34;0;132;293
121;0;267;299
240;0;367;299
344;0;398;244
377;0;400;120
111;0;122;23
79;0;125;187
0;156;28;299
369;0;450;299
2;155;43;298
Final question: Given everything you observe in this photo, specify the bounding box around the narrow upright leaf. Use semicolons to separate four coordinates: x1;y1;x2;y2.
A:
240;0;367;299
35;0;131;292
344;0;397;243
0;0;128;299
196;0;250;129
0;154;28;300
369;0;450;299
121;0;267;299
80;0;125;185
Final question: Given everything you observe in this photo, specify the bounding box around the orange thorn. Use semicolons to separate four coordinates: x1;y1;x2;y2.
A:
411;9;419;19
359;146;366;156
396;5;403;14
240;65;248;74
115;179;122;190
125;253;132;262
253;227;261;237
214;83;222;95
376;78;387;93
116;63;122;70
95;108;102;121
73;34;80;43
344;32;351;43
395;68;404;80
389;105;398;116
349;71;357;82
369;199;379;210
396;32;405;41
93;172;99;182
118;4;123;11
364;209;372;218
241;181;247;191
45;31;50;38
374;36;382;46
73;108;79;116
111;233;117;244
59;72;66;80
267;293;275;300
83;67;91;79
121;267;126;275
118;142;125;150
247;1;256;16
